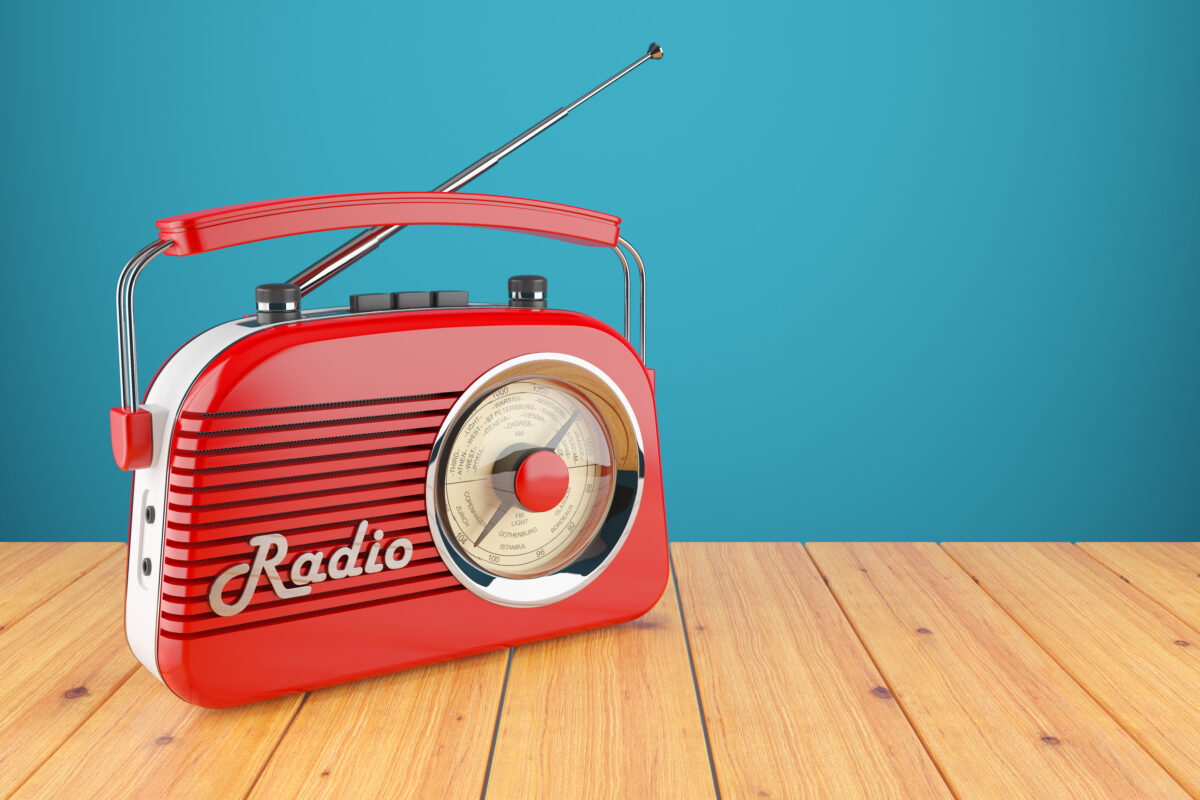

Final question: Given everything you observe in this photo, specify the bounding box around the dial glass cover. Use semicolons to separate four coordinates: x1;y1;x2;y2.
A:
437;377;617;578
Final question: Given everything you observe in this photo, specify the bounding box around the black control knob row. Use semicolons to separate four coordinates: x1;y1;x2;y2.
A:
348;291;470;313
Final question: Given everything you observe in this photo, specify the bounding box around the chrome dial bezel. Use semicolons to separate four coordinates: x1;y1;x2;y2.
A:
426;353;645;607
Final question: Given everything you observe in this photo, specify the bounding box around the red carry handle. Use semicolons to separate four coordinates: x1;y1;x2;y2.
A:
155;192;621;255
113;192;627;471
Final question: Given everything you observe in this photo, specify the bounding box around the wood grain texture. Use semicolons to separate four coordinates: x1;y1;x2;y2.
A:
485;572;715;800
0;550;137;798
1079;542;1200;633
672;542;954;800
807;542;1191;800
247;651;510;800
0;542;120;632
945;541;1200;797
12;669;303;800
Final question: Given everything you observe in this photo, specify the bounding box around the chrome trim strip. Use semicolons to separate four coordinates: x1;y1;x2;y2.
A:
617;236;647;363
611;245;631;341
116;239;172;409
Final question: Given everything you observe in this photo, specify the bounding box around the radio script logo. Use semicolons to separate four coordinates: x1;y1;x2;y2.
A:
208;521;414;617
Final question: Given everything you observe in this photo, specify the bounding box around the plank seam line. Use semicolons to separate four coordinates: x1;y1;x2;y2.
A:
3;663;140;800
479;647;513;800
0;545;123;638
1075;544;1200;640
669;549;722;800
940;544;1198;800
240;691;309;800
804;544;964;800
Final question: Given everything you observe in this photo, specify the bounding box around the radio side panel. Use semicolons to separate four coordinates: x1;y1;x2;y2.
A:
147;308;666;707
125;317;265;683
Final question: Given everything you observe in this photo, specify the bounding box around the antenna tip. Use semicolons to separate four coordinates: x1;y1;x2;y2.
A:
647;42;663;59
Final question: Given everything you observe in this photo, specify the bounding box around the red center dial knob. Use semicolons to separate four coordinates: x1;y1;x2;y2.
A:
514;450;570;512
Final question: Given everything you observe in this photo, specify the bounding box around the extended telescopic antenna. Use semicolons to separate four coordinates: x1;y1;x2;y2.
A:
287;42;664;296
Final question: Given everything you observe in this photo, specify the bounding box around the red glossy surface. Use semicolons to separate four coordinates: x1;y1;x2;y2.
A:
155;192;621;256
514;450;570;512
147;306;667;707
110;407;153;470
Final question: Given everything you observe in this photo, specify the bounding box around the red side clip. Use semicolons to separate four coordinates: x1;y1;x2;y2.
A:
110;407;153;470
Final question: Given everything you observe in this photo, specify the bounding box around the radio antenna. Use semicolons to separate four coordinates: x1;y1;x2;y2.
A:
287;42;664;296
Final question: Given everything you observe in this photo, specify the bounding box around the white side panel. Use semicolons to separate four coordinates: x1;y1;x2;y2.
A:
123;317;264;683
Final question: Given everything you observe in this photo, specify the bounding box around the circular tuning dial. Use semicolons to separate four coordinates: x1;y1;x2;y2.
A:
435;376;617;579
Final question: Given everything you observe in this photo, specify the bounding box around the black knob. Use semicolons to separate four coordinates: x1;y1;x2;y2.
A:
509;275;547;309
255;283;301;324
348;293;392;313
431;290;469;308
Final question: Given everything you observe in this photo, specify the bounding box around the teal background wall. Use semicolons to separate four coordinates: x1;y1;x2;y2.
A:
1;1;1197;542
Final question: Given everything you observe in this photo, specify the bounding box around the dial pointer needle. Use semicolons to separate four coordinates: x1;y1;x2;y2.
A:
544;409;580;452
474;501;512;548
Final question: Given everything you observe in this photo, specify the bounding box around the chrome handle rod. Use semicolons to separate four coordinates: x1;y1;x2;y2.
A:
287;42;663;296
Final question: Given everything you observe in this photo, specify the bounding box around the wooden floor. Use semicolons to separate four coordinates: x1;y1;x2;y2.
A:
1;542;1198;799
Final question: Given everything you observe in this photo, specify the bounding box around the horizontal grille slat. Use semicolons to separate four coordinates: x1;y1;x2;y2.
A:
166;499;428;539
162;508;430;549
157;585;466;640
159;576;466;635
177;399;457;437
161;542;442;592
161;550;448;605
170;445;434;478
169;463;427;499
174;425;443;457
178;391;460;421
163;528;436;575
168;479;425;521
163;389;464;640
175;416;446;452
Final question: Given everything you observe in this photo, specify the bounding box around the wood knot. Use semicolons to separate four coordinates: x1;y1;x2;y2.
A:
916;627;932;635
155;736;174;745
694;624;707;632
859;567;869;573
871;686;893;700
1174;640;1190;647
320;771;331;778
1040;736;1061;746
63;686;88;700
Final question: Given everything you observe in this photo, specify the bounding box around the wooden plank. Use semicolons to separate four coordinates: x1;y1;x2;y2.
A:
246;651;510;799
1079;542;1200;633
0;542;121;633
0;550;138;797
807;542;1191;800
12;670;303;800
945;542;1200;798
672;542;954;800
485;572;715;799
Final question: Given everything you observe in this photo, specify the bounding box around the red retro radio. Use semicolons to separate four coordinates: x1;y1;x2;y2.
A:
109;46;667;707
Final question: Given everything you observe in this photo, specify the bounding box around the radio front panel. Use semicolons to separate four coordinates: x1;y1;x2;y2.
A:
127;307;666;706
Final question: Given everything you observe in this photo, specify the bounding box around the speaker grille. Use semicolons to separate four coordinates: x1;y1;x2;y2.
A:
161;392;465;638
